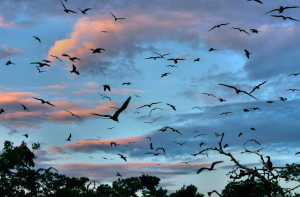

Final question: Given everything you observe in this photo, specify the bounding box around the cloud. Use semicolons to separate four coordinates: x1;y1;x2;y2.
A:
85;82;98;88
0;45;21;58
33;85;66;90
0;16;14;28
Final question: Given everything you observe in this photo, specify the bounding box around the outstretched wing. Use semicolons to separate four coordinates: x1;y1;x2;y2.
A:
110;12;116;18
112;96;131;120
219;84;238;91
263;8;279;15
208;25;217;31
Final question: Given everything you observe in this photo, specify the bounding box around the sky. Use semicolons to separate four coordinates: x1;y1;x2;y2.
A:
0;0;300;196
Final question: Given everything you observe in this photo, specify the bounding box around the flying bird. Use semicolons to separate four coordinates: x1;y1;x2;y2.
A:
122;82;131;85
167;58;185;64
161;73;171;78
202;93;217;98
288;73;300;76
118;154;127;162
244;49;252;59
197;161;224;174
91;48;105;53
23;134;28;138
208;23;230;31
146;137;151;141
264;6;299;15
6;60;15;66
0;109;5;114
215;132;223;137
250;107;261;110
193;134;205;138
156;148;165;154
50;55;62;62
91;96;131;122
239;132;243;137
116;172;122;178
166;103;176;111
145;152;163;156
209;48;217;52
232;27;250;35
199;142;205;147
279;97;287;101
107;127;115;130
60;0;77;14
32;97;55;107
154;52;171;58
137;102;162;109
21;104;29;111
64;110;80;119
144;120;156;124
33;36;41;43
78;8;91;14
286;89;300;92
224;144;229;148
249;81;267;94
42;60;52;63
62;54;81;62
134;94;140;98
159;126;182;135
192;106;201;110
70;64;80;75
271;15;299;22
244;139;261;145
219;84;258;100
101;85;111;92
250;29;261;34
166;65;177;68
248;0;263;4
102;96;111;102
31;62;50;67
194;58;201;62
174;141;188;145
266;101;274;104
65;133;72;141
110;12;126;21
149;107;163;116
150;143;153;150
220;112;232;115
219;98;226;102
111;142;117;147
243;109;250;112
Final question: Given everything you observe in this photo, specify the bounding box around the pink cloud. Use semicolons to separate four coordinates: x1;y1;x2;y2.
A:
0;16;14;28
72;89;98;95
85;82;98;88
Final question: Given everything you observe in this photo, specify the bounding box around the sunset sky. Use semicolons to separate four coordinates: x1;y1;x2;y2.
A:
0;0;300;195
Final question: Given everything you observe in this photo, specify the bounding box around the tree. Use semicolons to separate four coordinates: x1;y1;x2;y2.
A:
169;184;204;197
0;141;89;197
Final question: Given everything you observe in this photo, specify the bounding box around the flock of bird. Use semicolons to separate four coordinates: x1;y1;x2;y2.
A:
3;0;300;191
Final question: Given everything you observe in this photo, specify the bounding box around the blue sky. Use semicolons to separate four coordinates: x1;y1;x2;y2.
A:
0;0;300;196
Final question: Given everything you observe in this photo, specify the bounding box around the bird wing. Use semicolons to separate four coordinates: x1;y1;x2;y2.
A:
220;23;230;26
197;167;208;174
210;161;224;170
112;96;131;120
240;91;258;100
271;15;284;18
72;64;76;71
137;104;148;109
91;113;111;118
62;54;70;57
286;17;299;22
68;133;71;139
60;0;67;9
32;97;43;101
232;27;240;30
117;18;126;19
242;30;250;35
149;102;162;106
219;84;238;91
244;140;250;145
254;140;261;145
263;8;279;15
254;0;263;4
83;8;91;12
46;102;55;107
285;6;299;9
258;81;267;87
208;26;217;31
110;12;116;18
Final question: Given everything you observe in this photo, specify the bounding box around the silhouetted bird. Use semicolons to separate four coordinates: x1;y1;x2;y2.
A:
137;102;162;109
62;54;81;62
209;23;230;31
239;132;243;137
166;65;177;68
110;12;126;21
111;142;117;147
116;172;122;178
33;36;41;43
101;31;108;33
91;48;105;53
209;48;217;52
65;133;72;141
70;65;80;75
149;107;162;116
122;82;131;85
271;15;299;22
50;55;62;62
264;6;299;15
220;112;232;115
295;152;300;155
250;128;256;131
174;141;188;145
161;73;171;78
156;147;165;154
250;29;261;33
134;94;140;98
159;126;182;135
154;52;171;58
244;139;260;145
60;0;77;13
6;60;15;66
197;161;224;174
145;152;163;156
42;60;52;63
78;8;91;14
0;109;5;114
193;134;205;138
101;85;111;92
286;89;300;92
199;142;204;147
32;97;55;107
194;58;200;62
150;143;153;150
23;134;28;138
248;0;263;4
202;93;217;98
249;81;267;94
219;98;226;102
224;144;228;148
118;154;127;162
31;62;50;67
266;101;274;103
265;156;273;171
144;120;156;124
244;49;252;59
167;58;185;64
279;97;287;101
219;84;258;100
91;96;131;122
215;132;223;137
288;73;300;76
232;27;250;35
102;96;111;101
244;109;250;112
20;104;29;111
192;106;201;110
146;137;151;141
65;110;80;119
166;103;176;111
250;107;261;110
